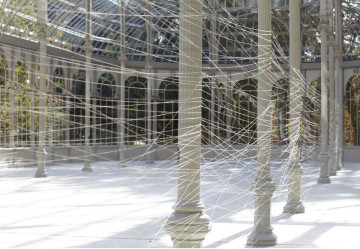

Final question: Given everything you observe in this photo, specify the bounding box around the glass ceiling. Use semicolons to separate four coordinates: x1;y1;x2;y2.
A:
1;0;359;64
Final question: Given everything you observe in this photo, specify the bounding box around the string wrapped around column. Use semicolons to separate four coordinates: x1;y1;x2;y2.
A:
247;0;277;246
165;0;211;247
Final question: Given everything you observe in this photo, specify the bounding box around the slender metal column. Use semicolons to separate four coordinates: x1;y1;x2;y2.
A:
118;0;127;168
82;0;93;172
9;52;15;155
65;94;70;146
145;0;154;164
283;0;305;214
328;0;337;176
317;0;331;184
165;0;211;247
335;0;344;170
247;0;277;246
30;60;36;147
91;70;96;146
226;81;232;145
152;92;158;147
145;65;154;164
47;61;54;162
65;66;71;147
35;0;48;177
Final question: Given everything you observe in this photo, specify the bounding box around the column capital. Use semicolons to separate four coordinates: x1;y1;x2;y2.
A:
84;38;93;53
334;45;342;59
38;25;47;40
318;14;329;31
118;51;127;65
145;59;153;71
328;32;335;43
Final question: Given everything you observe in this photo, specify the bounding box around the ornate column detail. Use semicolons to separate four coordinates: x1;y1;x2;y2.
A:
82;0;93;172
35;0;48;177
247;0;277;246
317;0;331;184
165;0;211;247
283;0;305;214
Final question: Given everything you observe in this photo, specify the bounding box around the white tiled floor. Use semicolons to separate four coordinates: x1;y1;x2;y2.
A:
0;160;359;248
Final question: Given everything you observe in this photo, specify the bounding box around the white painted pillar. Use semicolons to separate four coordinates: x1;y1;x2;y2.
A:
82;0;93;172
247;0;277;246
34;0;48;177
317;0;331;184
328;0;337;176
118;0;127;168
283;0;305;214
165;0;211;247
335;0;344;170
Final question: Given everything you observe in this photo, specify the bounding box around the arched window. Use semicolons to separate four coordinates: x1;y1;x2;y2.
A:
201;79;229;145
69;70;86;144
158;77;178;144
0;56;8;87
125;76;147;144
271;79;289;144
345;74;360;146
232;78;257;144
96;73;117;144
0;56;9;146
72;70;86;96
53;68;64;95
14;59;32;147
97;73;116;98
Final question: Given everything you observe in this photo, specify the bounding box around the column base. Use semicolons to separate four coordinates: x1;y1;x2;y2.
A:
328;151;337;176
329;171;337;176
247;226;277;247
317;153;331;184
118;162;127;168
82;162;93;172
283;202;305;214
166;202;211;248
146;144;155;164
247;179;277;247
337;150;344;170
35;149;47;178
34;169;47;178
284;166;305;214
317;177;331;184
82;147;94;172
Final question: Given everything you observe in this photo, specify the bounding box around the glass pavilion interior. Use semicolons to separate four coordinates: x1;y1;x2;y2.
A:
0;0;359;248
